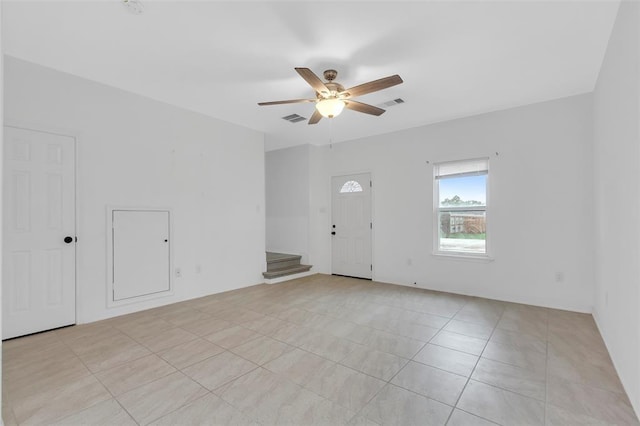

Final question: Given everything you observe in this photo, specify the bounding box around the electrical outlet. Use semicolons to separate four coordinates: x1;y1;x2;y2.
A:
407;258;412;266
175;267;182;278
555;272;564;283
195;264;201;274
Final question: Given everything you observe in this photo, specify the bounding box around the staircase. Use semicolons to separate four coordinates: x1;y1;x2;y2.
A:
263;252;312;281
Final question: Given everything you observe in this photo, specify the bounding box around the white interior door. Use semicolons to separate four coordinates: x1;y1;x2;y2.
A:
3;126;76;339
112;210;170;301
331;173;372;279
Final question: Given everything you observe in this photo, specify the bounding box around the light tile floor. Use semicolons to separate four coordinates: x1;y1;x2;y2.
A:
3;274;639;425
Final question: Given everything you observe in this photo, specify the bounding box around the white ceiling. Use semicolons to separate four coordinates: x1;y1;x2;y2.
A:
3;1;619;150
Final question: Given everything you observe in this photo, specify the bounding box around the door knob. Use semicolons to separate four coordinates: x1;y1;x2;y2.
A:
64;236;73;244
331;231;336;235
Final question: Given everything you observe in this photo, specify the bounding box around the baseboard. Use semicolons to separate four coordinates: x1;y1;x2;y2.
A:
264;270;315;285
373;278;593;314
592;310;640;420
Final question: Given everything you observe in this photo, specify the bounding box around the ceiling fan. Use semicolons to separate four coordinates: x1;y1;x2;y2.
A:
258;68;403;125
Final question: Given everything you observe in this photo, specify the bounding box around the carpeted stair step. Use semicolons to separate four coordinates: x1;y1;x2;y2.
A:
262;264;312;279
266;252;303;271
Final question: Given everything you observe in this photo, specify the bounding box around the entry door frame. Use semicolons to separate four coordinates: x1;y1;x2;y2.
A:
106;205;174;308
330;170;375;279
3;122;79;334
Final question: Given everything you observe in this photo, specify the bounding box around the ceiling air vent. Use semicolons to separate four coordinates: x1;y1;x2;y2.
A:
122;0;144;14
282;114;307;123
377;98;405;108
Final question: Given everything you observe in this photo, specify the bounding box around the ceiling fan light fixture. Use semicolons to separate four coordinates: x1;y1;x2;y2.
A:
316;98;345;118
258;68;403;124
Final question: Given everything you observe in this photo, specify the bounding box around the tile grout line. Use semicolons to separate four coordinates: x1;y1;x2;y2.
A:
117;369;201;425
269;294;457;346
367;295;472;424
7;276;629;425
544;309;550;425
424;296;475;425
443;302;505;426
231;292;454;423
54;327;140;425
212;348;364;424
140;388;217;425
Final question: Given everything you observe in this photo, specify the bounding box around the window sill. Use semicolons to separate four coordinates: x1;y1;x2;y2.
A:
432;252;495;263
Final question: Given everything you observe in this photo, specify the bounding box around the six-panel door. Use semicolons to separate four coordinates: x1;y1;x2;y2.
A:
3;126;76;339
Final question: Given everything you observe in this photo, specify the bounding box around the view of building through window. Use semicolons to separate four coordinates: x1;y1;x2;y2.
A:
435;159;488;254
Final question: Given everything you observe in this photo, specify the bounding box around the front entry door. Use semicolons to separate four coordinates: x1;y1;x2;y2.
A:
331;173;372;279
3;126;76;339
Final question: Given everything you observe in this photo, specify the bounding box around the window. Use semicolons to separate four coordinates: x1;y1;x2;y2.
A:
434;158;489;256
340;180;363;193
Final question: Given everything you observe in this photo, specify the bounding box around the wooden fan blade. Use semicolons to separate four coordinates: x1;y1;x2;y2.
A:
308;109;323;125
344;100;386;116
258;99;316;106
341;75;403;98
295;67;330;95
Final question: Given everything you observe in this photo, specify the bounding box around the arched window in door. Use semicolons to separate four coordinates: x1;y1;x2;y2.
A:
340;180;363;193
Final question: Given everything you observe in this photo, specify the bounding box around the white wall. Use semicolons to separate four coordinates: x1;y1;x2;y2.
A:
4;56;266;323
308;145;331;272
1;2;4;421
268;94;595;312
592;0;640;416
264;143;330;268
265;145;309;262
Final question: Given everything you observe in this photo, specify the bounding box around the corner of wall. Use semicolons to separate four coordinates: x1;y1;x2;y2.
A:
1;0;5;419
591;0;640;418
307;144;331;273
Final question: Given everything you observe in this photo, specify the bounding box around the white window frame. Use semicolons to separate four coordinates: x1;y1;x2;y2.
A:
433;157;491;260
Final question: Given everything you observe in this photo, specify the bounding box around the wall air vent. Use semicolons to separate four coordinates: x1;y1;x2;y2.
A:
377;98;405;108
282;114;307;123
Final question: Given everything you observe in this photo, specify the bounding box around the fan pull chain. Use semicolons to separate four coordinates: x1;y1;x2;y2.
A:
329;117;333;149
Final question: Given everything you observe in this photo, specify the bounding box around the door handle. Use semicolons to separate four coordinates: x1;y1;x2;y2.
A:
64;236;73;244
331;231;336;235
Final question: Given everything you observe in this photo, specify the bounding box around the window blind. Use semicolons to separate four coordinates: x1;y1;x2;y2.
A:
435;158;489;179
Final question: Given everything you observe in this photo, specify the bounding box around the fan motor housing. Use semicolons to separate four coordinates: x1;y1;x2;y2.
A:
319;82;345;96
